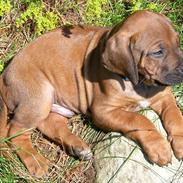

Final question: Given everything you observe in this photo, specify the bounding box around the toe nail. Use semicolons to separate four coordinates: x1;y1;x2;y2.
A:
79;149;93;160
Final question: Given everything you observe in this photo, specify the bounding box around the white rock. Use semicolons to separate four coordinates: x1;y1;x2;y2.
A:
94;110;183;183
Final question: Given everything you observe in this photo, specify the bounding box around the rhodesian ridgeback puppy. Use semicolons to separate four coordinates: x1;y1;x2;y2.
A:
0;10;183;177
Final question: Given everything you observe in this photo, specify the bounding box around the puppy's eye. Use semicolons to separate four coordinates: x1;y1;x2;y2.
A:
149;49;164;58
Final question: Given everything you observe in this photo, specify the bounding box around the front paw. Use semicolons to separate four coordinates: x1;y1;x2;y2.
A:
142;134;172;166
169;135;183;160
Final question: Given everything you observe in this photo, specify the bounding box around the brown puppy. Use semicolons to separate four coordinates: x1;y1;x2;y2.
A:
0;10;183;177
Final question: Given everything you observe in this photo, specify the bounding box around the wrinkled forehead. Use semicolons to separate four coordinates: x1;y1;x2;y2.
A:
122;11;178;46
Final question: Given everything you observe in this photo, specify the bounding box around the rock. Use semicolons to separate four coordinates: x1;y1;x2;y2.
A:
94;110;183;183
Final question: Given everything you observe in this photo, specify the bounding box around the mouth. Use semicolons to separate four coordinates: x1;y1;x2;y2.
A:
157;76;183;85
138;73;161;86
139;74;183;86
143;78;166;86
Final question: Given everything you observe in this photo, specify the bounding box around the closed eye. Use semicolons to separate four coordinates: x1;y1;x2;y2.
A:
148;49;164;58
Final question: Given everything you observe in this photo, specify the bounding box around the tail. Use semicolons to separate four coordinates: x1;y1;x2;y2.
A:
0;87;12;158
0;78;8;139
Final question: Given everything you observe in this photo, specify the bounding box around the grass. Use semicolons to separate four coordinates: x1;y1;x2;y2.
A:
0;0;183;182
0;115;103;183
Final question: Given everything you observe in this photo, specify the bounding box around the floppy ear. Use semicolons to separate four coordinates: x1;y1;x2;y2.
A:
102;32;139;85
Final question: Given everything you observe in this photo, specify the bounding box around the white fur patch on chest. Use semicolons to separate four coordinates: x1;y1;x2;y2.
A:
138;100;150;109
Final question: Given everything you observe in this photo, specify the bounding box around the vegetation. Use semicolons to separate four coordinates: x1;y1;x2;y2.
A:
0;0;183;182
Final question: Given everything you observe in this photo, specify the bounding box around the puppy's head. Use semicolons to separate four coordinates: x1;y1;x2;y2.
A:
102;10;183;86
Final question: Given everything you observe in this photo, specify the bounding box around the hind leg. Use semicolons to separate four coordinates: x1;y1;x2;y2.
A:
8;99;52;177
8;121;49;177
38;112;92;160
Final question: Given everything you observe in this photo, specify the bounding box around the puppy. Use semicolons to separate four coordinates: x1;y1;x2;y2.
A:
0;10;183;177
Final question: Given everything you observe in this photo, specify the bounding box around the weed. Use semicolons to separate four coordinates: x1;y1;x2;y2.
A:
16;0;59;35
131;0;164;12
85;0;107;25
0;0;12;17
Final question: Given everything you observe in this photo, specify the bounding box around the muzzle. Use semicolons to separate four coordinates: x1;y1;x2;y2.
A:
158;62;183;85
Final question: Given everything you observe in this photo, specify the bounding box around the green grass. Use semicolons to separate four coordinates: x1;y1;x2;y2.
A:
0;156;19;183
0;0;183;182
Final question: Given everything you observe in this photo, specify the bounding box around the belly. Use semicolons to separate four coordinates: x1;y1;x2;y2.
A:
51;104;75;118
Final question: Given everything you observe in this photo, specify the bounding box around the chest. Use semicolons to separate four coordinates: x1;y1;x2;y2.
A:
119;81;163;112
